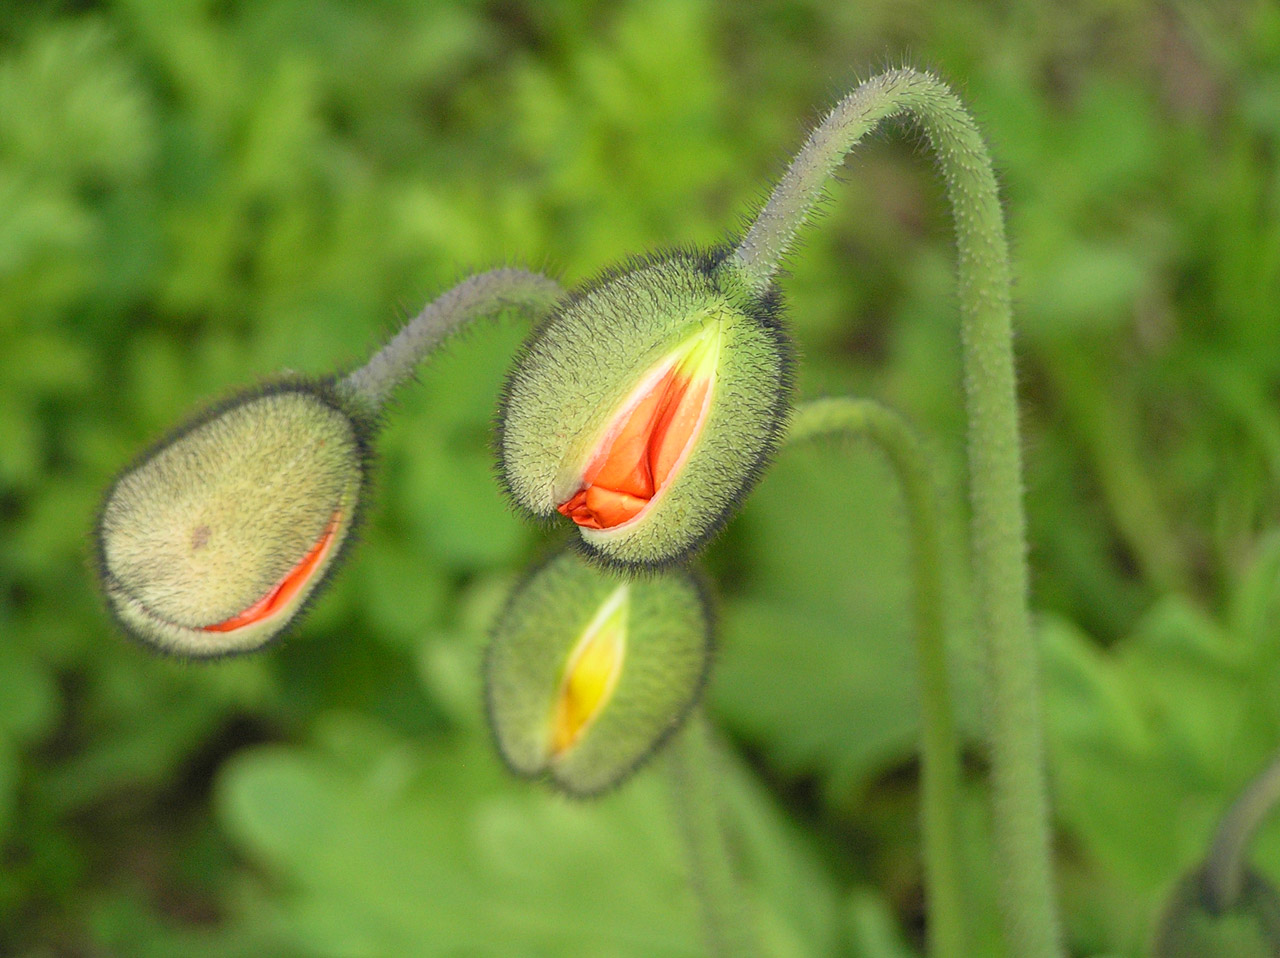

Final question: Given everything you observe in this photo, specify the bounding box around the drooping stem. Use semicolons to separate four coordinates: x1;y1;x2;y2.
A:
664;711;759;958
787;397;967;958
1203;749;1280;913
340;268;564;415
722;69;1062;958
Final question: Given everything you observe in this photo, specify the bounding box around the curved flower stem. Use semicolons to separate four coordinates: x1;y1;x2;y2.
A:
664;711;759;958
340;268;564;416
787;397;966;958
1203;749;1280;913
720;69;1062;958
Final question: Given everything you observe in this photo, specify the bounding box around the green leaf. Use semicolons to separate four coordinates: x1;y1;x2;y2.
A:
1043;550;1280;950
711;436;979;798
218;716;840;956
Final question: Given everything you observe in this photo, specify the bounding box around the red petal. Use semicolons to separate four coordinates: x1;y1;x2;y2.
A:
650;372;709;490
201;511;340;633
583;485;649;527
558;347;713;530
585;368;674;499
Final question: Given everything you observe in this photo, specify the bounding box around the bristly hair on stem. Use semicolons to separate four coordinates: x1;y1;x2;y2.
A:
664;712;761;958
94;268;564;659
341;267;565;416
719;68;1064;958
787;396;967;958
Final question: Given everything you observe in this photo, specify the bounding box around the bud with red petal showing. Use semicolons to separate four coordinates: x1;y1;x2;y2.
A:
498;249;793;569
93;269;564;659
485;550;712;796
93;380;370;659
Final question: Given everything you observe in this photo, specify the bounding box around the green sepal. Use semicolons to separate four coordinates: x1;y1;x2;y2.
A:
93;378;372;659
485;550;713;797
497;247;793;569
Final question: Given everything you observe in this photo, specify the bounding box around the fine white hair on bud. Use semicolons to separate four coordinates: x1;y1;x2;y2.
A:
485;550;712;797
497;248;793;570
94;379;370;659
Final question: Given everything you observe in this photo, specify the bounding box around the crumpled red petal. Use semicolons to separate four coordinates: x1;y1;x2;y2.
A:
558;351;713;530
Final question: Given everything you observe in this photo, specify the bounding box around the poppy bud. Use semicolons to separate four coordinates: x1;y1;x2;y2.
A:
94;380;369;659
497;249;793;569
485;550;712;796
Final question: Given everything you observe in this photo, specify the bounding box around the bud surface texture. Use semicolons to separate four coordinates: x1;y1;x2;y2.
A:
499;250;792;568
95;382;367;657
486;551;712;795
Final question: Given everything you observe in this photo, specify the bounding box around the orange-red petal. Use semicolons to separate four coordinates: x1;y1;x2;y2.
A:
201;511;341;633
558;347;713;530
651;373;709;490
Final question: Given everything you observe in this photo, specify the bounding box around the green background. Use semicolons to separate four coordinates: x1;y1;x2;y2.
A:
2;0;1279;954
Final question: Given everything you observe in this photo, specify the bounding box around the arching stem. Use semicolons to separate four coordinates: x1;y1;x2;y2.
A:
340;268;564;416
788;397;967;958
664;711;760;958
1204;749;1280;913
720;69;1062;958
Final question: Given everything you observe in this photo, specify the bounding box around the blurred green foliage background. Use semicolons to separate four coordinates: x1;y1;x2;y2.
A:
2;0;1279;954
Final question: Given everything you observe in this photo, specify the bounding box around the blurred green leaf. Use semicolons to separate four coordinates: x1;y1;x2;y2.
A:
218;715;841;956
1045;542;1280;950
712;433;980;799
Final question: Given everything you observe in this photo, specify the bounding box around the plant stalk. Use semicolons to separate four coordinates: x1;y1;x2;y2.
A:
724;68;1063;958
340;268;564;415
1203;749;1280;913
788;397;967;958
664;711;759;958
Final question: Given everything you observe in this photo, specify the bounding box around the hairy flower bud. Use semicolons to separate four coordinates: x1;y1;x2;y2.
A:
498;249;792;569
485;551;712;796
94;380;369;658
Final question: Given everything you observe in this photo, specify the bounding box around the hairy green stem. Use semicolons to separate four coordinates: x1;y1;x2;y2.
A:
787;397;966;958
664;712;759;958
340;268;564;415
724;69;1062;957
1203;750;1280;913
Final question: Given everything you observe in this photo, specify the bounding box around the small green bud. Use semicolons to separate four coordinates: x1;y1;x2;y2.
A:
1151;866;1280;958
498;249;792;569
94;380;370;659
485;551;712;796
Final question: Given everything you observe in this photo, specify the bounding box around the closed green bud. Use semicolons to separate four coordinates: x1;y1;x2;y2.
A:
498;249;792;569
94;380;369;659
485;550;712;796
1151;867;1280;958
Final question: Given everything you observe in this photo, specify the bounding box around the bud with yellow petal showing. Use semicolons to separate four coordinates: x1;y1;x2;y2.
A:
485;550;712;796
94;380;369;658
498;249;793;569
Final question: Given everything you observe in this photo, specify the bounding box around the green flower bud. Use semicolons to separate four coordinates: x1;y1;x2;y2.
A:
94;380;370;659
485;551;712;796
1151;867;1280;958
497;249;793;569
